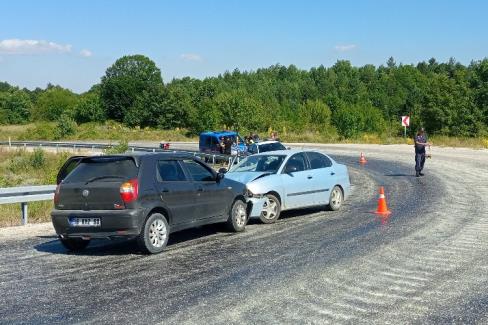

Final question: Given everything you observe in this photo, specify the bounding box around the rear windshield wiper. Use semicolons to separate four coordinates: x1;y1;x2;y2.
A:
84;175;126;184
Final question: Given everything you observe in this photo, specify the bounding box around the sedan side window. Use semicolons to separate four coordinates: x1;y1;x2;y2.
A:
183;160;215;182
306;152;332;169
283;153;307;173
157;160;187;182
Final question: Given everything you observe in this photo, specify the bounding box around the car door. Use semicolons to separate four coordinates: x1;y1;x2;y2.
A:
155;159;198;226
305;151;335;205
182;159;230;220
281;153;315;209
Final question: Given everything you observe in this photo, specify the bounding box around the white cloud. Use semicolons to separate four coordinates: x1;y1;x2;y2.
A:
334;44;357;52
180;53;203;62
80;49;93;57
0;39;72;55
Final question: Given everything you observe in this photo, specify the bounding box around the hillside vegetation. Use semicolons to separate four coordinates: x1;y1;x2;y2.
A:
0;55;487;145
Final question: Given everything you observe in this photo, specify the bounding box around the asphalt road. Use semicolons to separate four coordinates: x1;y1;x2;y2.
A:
0;144;487;324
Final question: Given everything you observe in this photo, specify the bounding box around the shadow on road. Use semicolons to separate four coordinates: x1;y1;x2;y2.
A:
385;173;416;177
33;207;322;256
33;223;230;256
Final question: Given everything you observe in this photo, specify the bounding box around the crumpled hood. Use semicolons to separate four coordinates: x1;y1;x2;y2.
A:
224;171;271;184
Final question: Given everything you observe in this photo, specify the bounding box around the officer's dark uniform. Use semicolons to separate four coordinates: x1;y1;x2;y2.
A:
414;133;427;176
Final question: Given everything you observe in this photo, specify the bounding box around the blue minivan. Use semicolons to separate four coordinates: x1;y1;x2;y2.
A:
199;131;247;155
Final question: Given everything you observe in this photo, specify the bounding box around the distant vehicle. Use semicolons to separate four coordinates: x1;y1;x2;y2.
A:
51;152;264;254
199;131;247;155
223;150;351;224
247;140;287;155
159;142;170;150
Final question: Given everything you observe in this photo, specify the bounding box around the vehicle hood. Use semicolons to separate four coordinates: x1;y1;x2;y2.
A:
225;171;272;184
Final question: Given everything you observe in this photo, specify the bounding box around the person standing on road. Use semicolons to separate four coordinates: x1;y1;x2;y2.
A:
414;128;431;177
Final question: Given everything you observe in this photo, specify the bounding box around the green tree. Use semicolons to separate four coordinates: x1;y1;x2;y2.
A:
33;86;78;121
100;55;163;122
73;92;106;123
0;89;32;124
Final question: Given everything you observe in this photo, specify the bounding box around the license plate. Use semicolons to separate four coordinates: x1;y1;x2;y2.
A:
69;217;101;227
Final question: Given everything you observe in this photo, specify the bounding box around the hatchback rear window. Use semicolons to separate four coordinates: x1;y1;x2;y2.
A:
63;157;138;183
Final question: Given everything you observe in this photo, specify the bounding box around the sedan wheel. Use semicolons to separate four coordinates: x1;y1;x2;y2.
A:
259;194;281;224
327;186;343;211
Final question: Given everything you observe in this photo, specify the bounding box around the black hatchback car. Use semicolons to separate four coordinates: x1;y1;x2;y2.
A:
51;152;252;254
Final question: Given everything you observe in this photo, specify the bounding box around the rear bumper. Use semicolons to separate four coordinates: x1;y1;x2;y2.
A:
51;209;143;239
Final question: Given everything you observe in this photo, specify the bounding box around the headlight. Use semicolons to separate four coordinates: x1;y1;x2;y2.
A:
245;188;263;198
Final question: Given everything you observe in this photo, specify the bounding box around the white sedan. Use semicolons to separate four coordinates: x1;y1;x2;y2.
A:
224;150;351;223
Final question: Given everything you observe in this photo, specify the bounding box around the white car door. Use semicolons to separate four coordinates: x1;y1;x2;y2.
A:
305;152;336;205
281;153;315;209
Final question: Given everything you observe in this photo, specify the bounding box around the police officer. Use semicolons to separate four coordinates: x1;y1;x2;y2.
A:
414;128;431;177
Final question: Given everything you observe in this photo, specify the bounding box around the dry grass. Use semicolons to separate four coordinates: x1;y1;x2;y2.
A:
0;148;70;227
0;201;53;227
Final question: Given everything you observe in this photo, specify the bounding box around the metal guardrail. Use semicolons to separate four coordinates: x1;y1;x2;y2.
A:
0;140;242;165
0;185;56;225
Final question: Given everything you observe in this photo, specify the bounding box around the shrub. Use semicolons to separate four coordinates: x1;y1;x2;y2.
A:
104;139;129;154
54;114;77;139
30;148;46;168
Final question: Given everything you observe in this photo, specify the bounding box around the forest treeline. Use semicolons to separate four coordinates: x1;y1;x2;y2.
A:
1;55;487;139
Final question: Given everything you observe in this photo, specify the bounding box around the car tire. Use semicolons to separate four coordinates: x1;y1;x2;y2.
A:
226;199;247;232
259;194;281;224
59;237;90;251
137;213;170;254
327;186;343;211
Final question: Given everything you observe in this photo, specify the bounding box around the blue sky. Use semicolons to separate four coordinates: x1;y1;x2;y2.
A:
0;0;487;93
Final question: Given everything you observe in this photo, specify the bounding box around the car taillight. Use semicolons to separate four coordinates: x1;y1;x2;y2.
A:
54;184;61;205
120;179;139;203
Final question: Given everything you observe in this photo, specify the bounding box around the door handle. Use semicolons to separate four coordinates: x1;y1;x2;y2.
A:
330;172;335;176
197;187;204;192
307;175;313;179
161;188;170;193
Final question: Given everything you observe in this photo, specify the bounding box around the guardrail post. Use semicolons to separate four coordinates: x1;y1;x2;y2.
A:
131;148;134;152
21;202;28;225
212;155;215;165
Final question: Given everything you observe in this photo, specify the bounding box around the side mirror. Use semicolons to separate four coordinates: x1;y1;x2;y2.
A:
286;147;291;150
216;172;225;182
284;165;297;174
218;167;228;174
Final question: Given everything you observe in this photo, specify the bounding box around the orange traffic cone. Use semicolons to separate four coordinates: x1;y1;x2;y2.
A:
359;152;367;164
375;186;391;215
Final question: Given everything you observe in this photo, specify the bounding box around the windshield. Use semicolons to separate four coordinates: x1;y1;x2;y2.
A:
258;142;286;153
230;155;286;173
63;157;138;183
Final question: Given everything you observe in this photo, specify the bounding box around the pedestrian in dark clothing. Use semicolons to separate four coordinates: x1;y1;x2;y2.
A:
219;136;225;154
252;133;260;143
223;136;232;155
414;128;431;177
